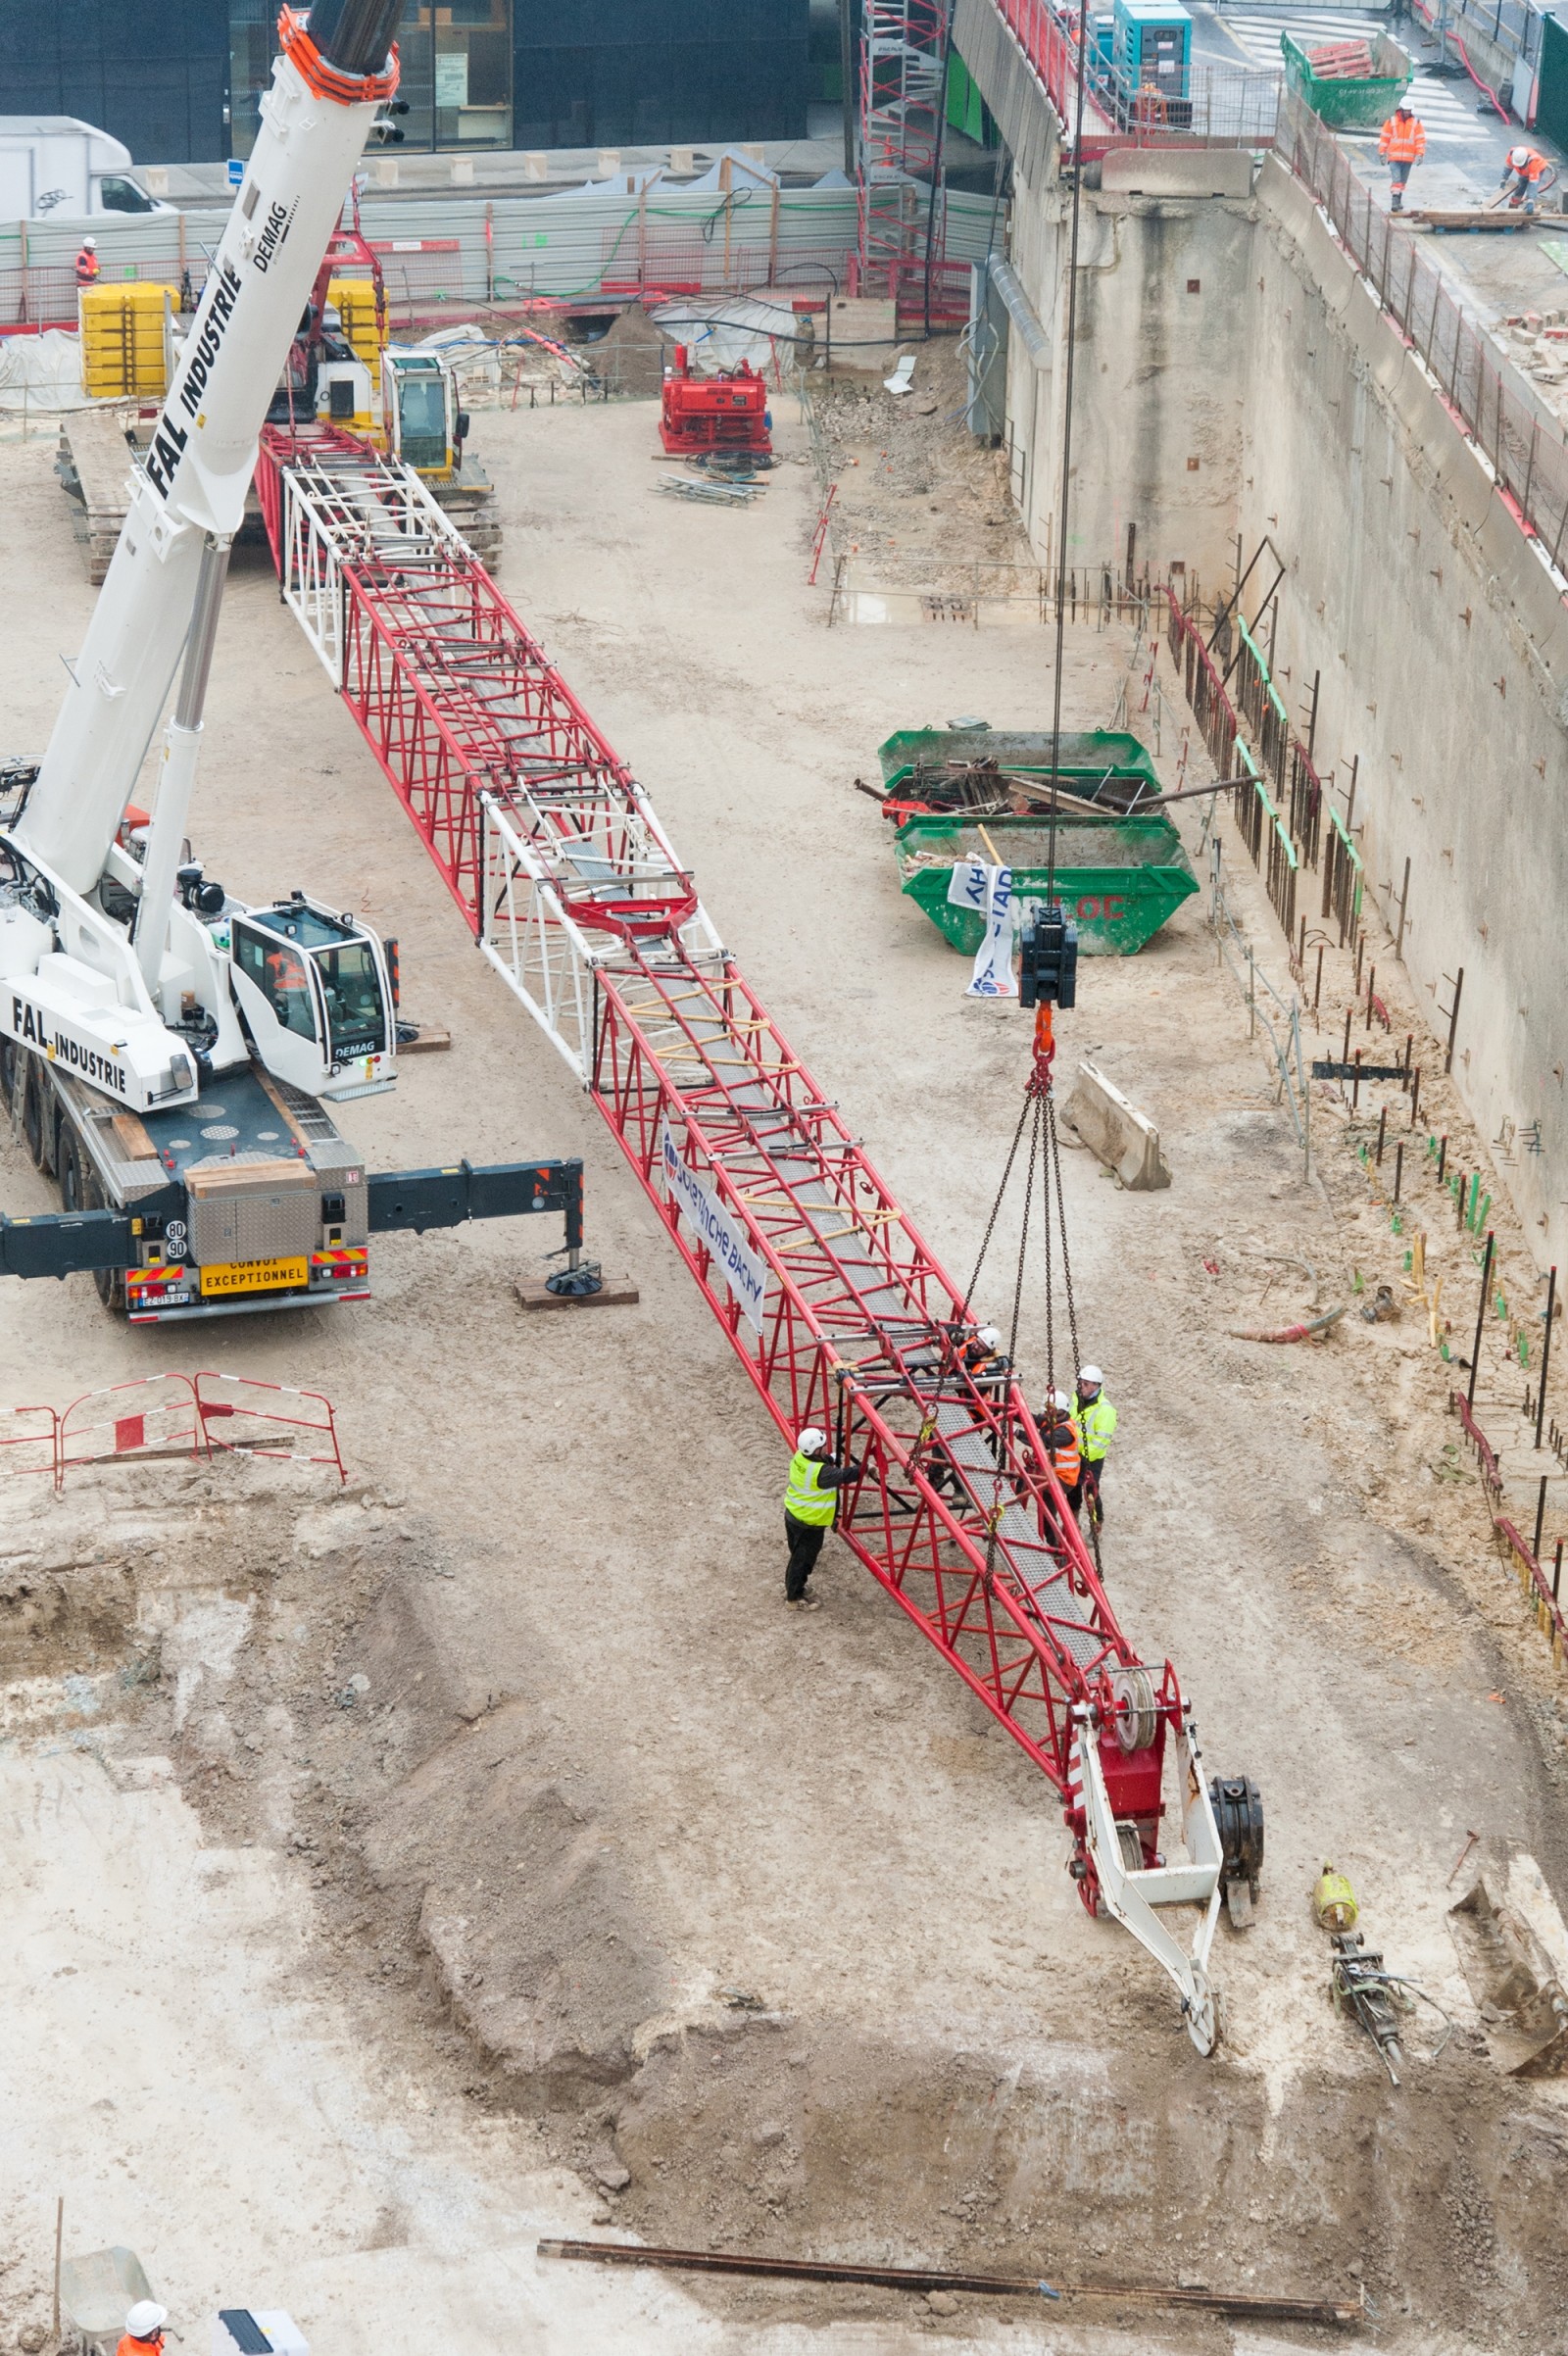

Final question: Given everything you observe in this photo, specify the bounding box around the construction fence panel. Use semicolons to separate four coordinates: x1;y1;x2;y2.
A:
58;1373;205;1476
0;1404;59;1488
195;1372;347;1479
1277;92;1568;573
0;188;1004;331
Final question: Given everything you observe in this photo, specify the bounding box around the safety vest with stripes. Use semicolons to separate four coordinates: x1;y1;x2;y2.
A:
1378;115;1425;163
784;1449;836;1526
1076;1393;1118;1462
1048;1427;1081;1486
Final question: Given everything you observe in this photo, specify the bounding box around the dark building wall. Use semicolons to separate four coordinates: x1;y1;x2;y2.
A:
0;0;227;163
513;0;810;149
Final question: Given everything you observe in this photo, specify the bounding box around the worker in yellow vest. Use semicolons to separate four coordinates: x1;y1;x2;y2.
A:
1074;1365;1118;1529
782;1426;859;1611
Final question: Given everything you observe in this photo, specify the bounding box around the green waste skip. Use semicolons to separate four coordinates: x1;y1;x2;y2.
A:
894;811;1198;957
1280;29;1413;129
876;725;1163;818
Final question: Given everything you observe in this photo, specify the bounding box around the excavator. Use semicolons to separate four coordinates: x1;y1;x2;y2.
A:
265;186;501;563
0;0;579;1320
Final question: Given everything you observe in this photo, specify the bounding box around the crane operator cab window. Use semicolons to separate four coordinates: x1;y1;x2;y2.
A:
229;901;391;1092
234;928;318;1039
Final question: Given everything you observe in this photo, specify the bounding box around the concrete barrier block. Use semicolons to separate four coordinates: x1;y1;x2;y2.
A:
1101;149;1253;200
1062;1058;1171;1191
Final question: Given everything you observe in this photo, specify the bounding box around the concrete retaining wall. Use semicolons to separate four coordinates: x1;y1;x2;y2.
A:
958;10;1568;1265
1241;156;1568;1265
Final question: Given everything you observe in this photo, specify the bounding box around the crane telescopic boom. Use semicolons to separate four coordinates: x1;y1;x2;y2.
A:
18;0;404;897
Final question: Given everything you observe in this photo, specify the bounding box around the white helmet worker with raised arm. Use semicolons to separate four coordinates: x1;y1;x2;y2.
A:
1074;1364;1118;1530
780;1424;860;1612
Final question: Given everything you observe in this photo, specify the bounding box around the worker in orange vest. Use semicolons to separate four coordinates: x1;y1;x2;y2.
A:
1500;142;1549;213
1036;1387;1083;1518
74;235;100;285
1378;106;1425;213
118;2302;168;2356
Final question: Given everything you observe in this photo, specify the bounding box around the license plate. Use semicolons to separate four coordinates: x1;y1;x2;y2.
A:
199;1254;309;1298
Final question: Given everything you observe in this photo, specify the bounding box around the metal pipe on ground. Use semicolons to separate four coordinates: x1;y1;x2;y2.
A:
536;2239;1364;2326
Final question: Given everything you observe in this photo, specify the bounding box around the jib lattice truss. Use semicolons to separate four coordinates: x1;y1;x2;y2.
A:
256;425;1229;2044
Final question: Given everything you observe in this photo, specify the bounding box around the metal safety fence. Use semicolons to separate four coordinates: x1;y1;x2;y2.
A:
993;0;1282;149
0;183;1004;333
10;1372;346;1492
1166;591;1301;943
1277;91;1568;574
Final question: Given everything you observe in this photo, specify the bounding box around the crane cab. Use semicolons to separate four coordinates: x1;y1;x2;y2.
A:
226;895;396;1102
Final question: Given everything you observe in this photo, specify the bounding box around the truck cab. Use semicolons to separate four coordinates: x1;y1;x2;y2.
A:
0;116;172;219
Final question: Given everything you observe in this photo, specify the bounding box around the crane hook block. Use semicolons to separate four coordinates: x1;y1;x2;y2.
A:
1018;902;1078;1011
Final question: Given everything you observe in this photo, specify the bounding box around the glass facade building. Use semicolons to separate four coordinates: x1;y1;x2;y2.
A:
0;0;808;165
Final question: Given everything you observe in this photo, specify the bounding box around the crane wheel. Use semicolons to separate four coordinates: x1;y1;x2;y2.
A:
1109;1663;1158;1753
22;1057;47;1169
58;1128;85;1213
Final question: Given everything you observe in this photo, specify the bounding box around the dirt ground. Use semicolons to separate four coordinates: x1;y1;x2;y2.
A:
1;376;1567;2355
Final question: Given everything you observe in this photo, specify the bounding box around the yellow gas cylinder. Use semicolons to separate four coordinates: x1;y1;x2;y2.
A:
1314;1863;1358;1932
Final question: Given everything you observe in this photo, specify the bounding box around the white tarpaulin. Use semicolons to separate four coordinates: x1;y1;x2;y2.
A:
651;294;797;375
660;1116;769;1334
948;859;1017;998
0;329;95;413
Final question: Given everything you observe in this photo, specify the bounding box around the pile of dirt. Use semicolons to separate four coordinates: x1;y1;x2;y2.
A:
810;339;1034;592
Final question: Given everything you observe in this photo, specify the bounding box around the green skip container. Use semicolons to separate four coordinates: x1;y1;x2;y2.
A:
877;724;1163;812
895;810;1198;957
1280;30;1413;131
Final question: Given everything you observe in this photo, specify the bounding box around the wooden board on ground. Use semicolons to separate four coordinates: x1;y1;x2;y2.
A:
57;408;137;583
1408;208;1535;232
515;1276;641;1312
396;1022;452;1054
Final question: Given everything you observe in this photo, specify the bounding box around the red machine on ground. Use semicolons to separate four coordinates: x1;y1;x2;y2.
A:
659;344;771;462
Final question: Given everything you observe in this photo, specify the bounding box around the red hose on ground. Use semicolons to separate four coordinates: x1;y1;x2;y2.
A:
1228;1305;1348;1344
1407;0;1511;122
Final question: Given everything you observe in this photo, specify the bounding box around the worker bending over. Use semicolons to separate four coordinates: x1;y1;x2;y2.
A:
1378;104;1425;213
119;2304;168;2356
74;235;99;285
1074;1365;1117;1528
1500;144;1549;212
782;1426;858;1612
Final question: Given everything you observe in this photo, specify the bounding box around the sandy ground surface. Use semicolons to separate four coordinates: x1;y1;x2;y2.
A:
0;384;1566;2352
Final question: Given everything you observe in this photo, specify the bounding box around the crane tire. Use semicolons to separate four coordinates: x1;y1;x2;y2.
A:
22;1057;47;1169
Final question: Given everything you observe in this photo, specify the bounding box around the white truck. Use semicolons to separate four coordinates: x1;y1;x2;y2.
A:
0;0;586;1321
0;117;172;219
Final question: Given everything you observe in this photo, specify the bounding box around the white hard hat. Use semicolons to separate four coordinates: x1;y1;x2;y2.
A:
977;1324;1002;1350
83;236;96;249
1078;1365;1103;1389
1049;1388;1072;1411
1510;144;1533;166
797;1427;827;1453
125;2306;167;2339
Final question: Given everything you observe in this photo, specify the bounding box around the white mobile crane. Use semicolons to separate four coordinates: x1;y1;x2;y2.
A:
0;0;584;1319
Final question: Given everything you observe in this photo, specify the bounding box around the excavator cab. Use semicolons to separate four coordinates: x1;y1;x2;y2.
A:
384;350;466;480
227;895;396;1101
